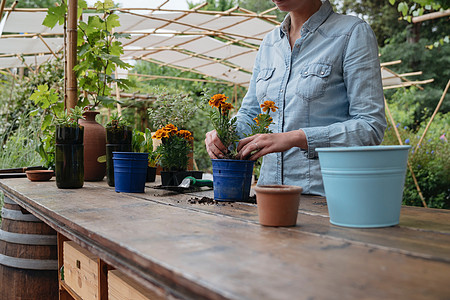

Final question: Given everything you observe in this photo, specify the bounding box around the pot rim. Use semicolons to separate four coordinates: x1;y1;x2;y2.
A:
211;159;255;163
254;185;303;194
316;145;411;152
26;170;54;174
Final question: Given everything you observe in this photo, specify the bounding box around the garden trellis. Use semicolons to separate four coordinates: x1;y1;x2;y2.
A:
0;1;432;90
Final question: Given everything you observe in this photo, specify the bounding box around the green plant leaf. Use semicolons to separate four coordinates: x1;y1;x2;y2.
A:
398;2;409;16
106;14;120;31
43;5;66;28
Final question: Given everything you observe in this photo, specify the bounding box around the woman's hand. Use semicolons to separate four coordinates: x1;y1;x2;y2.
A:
237;130;308;160
205;130;228;159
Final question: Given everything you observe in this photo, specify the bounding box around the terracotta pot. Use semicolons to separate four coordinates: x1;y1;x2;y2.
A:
254;185;302;227
79;111;106;181
26;170;54;181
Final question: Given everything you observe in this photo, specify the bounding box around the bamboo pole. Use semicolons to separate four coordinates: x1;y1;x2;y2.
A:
382;79;434;90
382;71;422;80
412;79;450;159
380;60;402;67
412;9;450;23
0;1;18;38
38;34;60;59
1;33;63;38
122;10;264;44
66;0;78;110
384;97;427;208
115;7;278;19
126;72;232;85
382;66;426;91
110;91;156;100
0;0;7;23
0;52;53;58
3;6;278;19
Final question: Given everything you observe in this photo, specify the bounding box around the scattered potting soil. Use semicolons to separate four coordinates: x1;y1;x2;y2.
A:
187;195;257;205
188;197;218;205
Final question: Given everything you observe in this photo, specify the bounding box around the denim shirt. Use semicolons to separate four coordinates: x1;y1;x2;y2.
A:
235;0;387;195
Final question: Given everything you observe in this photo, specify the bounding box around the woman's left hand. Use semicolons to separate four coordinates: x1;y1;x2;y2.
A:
237;130;308;160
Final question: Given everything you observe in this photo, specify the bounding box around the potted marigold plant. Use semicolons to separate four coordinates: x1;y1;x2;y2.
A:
152;124;201;186
245;100;303;226
208;94;254;202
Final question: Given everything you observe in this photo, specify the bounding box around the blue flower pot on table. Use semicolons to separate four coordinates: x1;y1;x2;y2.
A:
112;152;148;193
212;159;255;202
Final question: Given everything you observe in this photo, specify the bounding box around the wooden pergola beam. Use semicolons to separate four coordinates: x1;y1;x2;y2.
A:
0;0;7;23
412;9;450;23
382;79;434;90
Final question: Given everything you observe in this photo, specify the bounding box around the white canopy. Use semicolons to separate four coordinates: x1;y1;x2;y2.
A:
0;1;430;89
0;2;279;87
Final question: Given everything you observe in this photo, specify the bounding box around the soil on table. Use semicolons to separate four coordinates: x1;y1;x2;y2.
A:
187;195;257;205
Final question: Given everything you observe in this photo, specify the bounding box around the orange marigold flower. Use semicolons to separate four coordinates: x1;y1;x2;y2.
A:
178;130;193;140
209;94;228;108
253;116;260;125
261;100;278;112
221;102;234;112
152;128;169;140
163;123;178;135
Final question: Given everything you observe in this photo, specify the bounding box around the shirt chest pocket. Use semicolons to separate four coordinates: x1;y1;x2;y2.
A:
255;68;275;100
296;63;331;101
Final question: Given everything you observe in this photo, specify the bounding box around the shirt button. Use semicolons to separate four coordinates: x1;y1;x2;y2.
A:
281;89;284;93
304;71;308;75
321;71;324;75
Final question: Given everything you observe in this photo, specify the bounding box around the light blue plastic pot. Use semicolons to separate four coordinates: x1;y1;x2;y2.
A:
316;146;410;228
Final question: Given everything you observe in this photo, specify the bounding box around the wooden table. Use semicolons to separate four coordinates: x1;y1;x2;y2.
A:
1;177;449;300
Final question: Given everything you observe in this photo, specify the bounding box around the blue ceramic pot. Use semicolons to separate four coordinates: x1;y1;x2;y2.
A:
316;145;410;228
212;159;255;202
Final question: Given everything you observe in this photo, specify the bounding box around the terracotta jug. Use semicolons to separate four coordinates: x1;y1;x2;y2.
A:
79;111;106;181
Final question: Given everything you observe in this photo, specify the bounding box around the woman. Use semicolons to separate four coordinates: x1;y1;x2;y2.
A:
205;0;387;195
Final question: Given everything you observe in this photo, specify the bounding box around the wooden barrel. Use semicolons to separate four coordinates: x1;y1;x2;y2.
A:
0;195;58;299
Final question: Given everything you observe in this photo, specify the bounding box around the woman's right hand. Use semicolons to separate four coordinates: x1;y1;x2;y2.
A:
205;130;228;159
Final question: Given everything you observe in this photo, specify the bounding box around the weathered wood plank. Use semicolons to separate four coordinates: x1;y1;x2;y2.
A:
1;178;450;300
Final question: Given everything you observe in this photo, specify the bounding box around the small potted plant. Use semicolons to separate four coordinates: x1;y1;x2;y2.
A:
246;100;303;226
207;94;254;202
152;124;201;186
54;106;85;189
105;113;132;187
147;89;198;171
132;128;160;182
